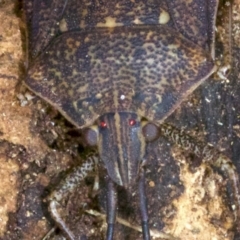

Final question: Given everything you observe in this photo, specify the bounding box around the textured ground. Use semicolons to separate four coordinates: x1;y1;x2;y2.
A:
0;1;239;240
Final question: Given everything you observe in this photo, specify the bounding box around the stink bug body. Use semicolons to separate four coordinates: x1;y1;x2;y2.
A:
23;1;240;239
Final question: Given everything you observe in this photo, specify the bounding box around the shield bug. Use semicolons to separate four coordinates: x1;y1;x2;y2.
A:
23;0;240;239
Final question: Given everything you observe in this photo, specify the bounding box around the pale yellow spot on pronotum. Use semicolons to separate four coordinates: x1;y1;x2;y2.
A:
133;17;143;25
97;17;124;28
159;9;170;24
95;93;102;99
59;18;68;32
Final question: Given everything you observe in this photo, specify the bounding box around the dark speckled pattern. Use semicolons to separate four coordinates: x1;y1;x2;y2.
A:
23;1;225;238
24;0;218;129
26;26;215;127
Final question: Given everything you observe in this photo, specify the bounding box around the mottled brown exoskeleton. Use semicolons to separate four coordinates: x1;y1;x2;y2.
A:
23;0;240;239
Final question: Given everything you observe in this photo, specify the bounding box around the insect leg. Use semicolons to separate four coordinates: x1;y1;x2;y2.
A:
106;176;117;240
139;169;151;240
160;123;240;230
48;155;97;240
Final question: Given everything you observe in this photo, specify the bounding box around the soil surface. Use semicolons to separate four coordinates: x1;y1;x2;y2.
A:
0;1;240;240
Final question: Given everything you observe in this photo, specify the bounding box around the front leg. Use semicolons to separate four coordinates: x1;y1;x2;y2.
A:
160;123;240;230
48;154;98;240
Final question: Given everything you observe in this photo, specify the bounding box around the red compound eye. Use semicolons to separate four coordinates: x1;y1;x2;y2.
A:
100;121;107;128
129;119;136;126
